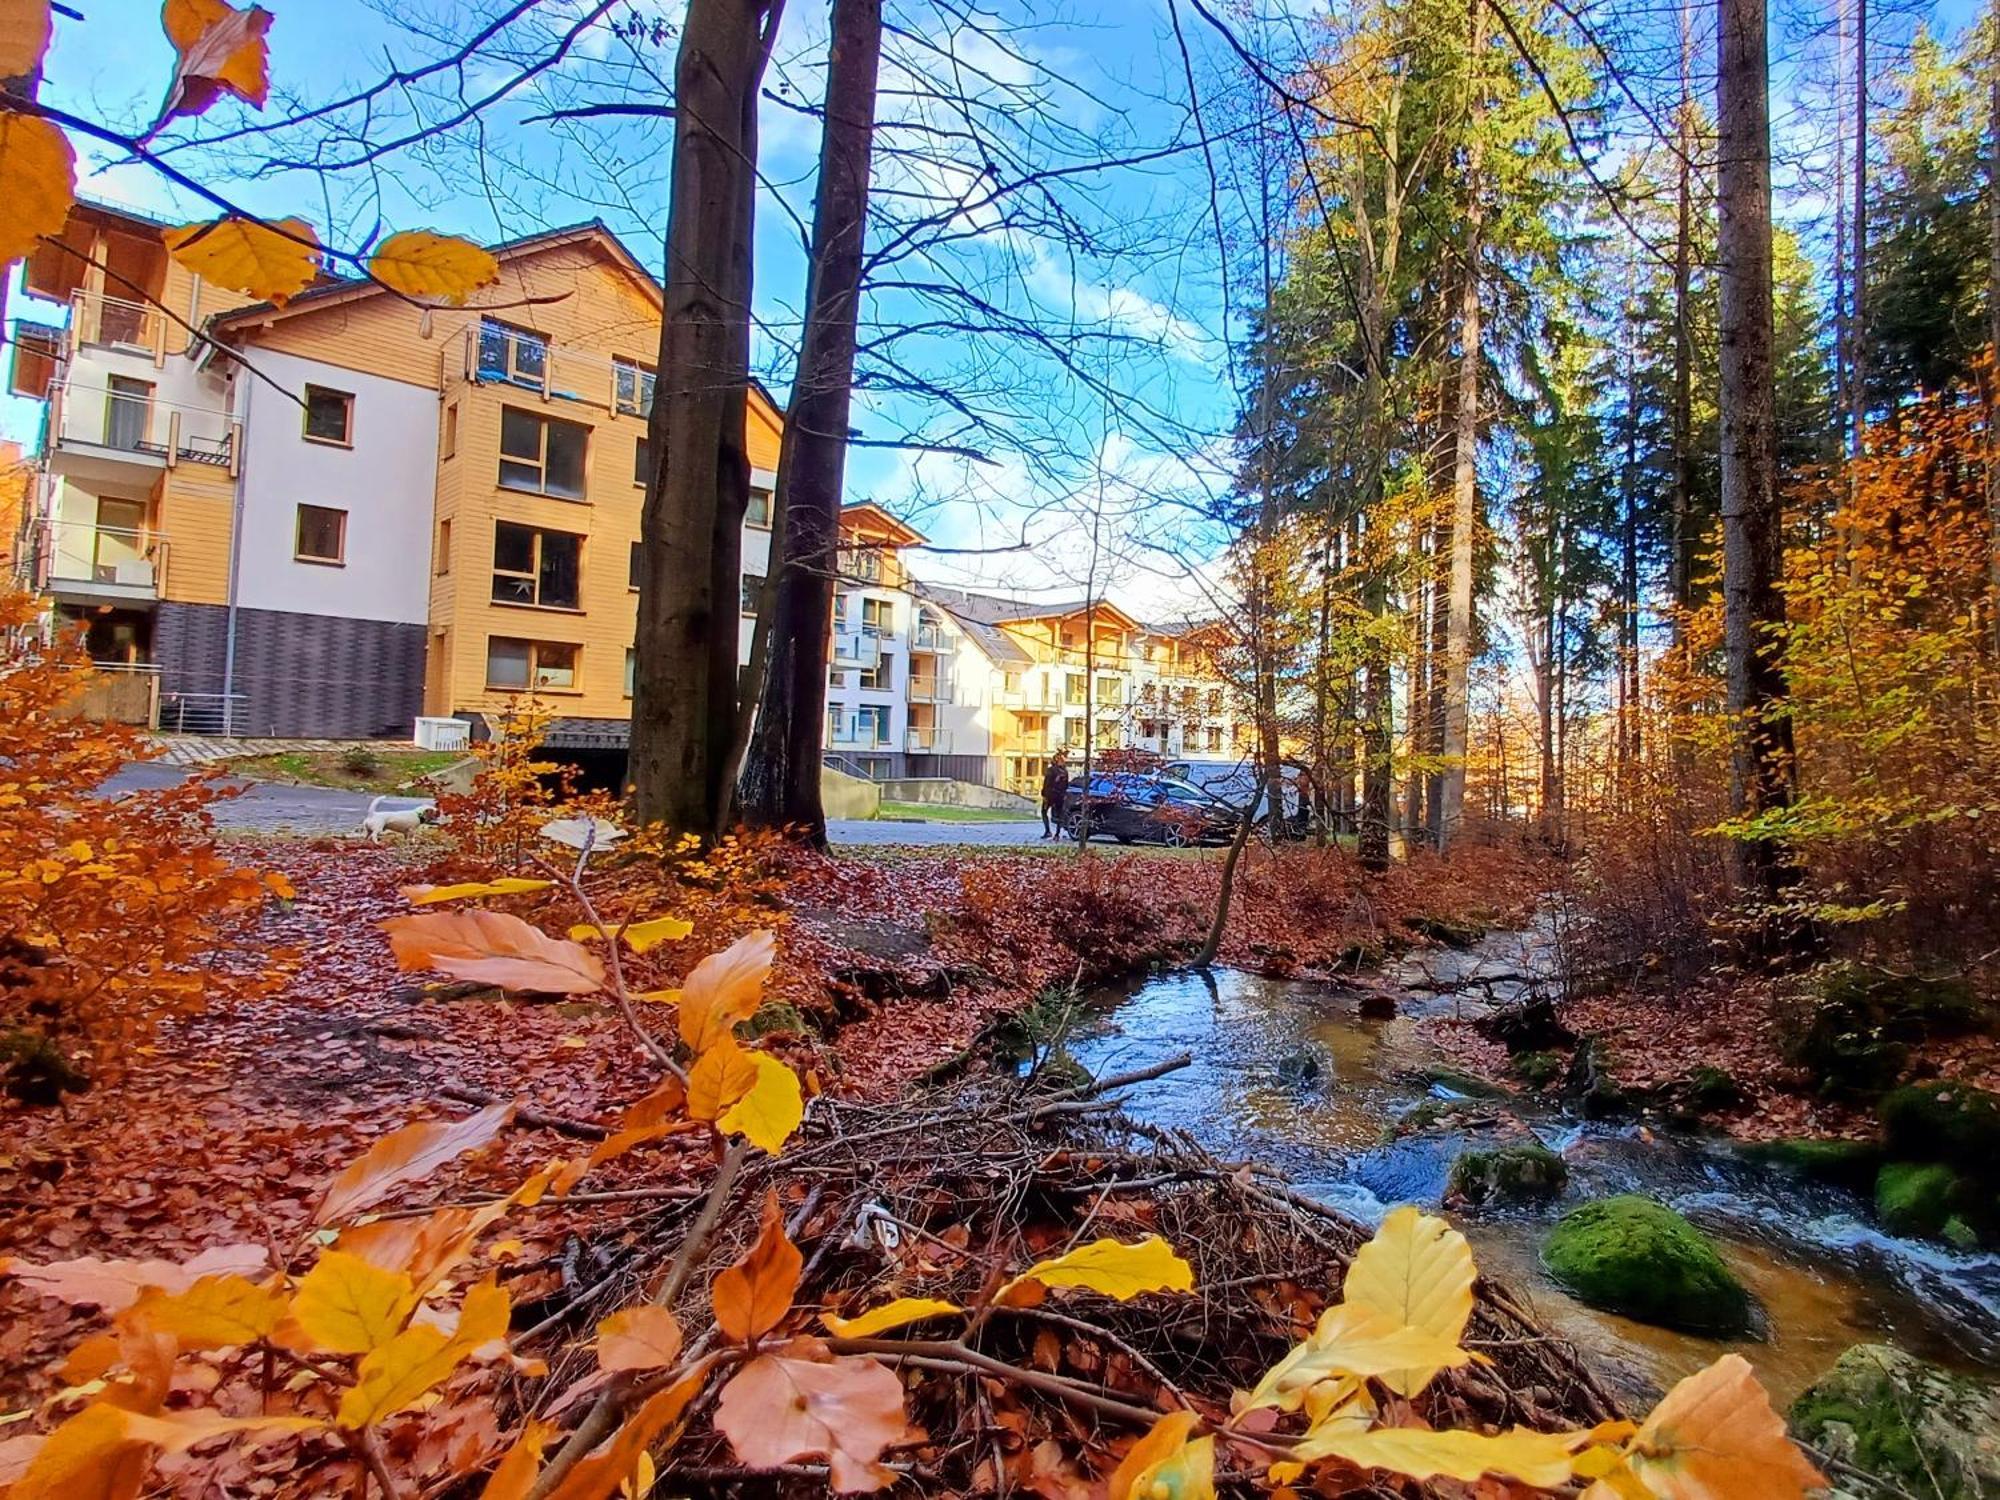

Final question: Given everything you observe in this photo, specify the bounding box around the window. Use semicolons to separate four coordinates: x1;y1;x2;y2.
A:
104;375;152;450
442;402;458;458
1140;719;1159;739
634;436;650;487
302;384;353;445
843;545;883;582
629;541;642;590
741;573;764;616
859;652;892;691
625;649;636;697
614;359;655;416
859;597;890;637
747;487;772;528
827;705;843;743
1206;689;1224;716
435;518;452;574
832;595;849;631
499;406;588;499
1065;674;1086;706
1097;674;1122;706
1207;726;1223;753
294;504;346;564
829;670;847;689
478;319;548;388
486;636;577;691
491;522;581;609
856;704;890;744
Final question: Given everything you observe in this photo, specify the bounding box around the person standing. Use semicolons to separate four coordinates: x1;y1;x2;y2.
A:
1040;750;1071;839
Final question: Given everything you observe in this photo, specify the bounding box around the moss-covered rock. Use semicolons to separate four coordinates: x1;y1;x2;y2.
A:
1542;1195;1751;1334
1874;1161;1968;1239
1510;1049;1565;1089
1562;1039;1633;1120
1790;1344;2000;1500
1406;914;1487;949
1740;1137;1884;1190
1880;1081;2000;1185
1790;964;1983;1102
1448;1144;1569;1206
1682;1065;1743;1112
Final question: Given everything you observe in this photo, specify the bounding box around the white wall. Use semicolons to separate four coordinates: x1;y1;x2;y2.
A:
235;349;438;623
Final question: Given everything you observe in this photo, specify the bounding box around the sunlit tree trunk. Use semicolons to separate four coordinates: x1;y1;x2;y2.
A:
630;0;780;831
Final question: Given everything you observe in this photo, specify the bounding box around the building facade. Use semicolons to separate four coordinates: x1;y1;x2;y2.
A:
8;202;1244;786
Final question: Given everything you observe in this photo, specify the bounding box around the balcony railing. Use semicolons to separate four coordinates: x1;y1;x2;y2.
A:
454;322;657;417
49;378;238;472
907;674;952;703
911;622;949;652
35;520;168;600
832;631;881;669
906;727;938;753
68;291;171;365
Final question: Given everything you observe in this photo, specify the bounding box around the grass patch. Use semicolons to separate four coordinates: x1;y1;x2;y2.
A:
225;748;465;793
876;801;1034;823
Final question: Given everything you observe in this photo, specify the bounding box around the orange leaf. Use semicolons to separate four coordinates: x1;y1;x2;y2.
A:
315;1100;515;1225
6;1403;154;1500
541;1360;713;1500
0;112;75;268
335;1198;512;1295
0;0;53;78
1;1243;268;1312
712;1342;907;1492
595;1305;684;1372
158;0;271;121
711;1193;802;1345
1623;1354;1824;1499
381;911;606;996
677;929;776;1054
481;1418;554;1500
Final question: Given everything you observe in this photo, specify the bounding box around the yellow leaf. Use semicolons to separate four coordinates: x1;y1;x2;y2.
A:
368;230;500;304
281;1252;417;1355
6;1404;150;1500
404;878;554;904
997;1235;1194;1305
158;0;270;120
718;1052;804;1155
1240;1303;1472;1413
1622;1354;1824;1500
1109;1412;1213;1500
678;929;776;1053
163;216;318;304
619;915;696;953
687;1038;760;1122
0;113;75;269
114;1408;323;1455
121;1273;285;1349
1339;1205;1475;1397
1296;1424;1587;1487
337;1278;510;1429
822;1297;964;1339
0;0;53;78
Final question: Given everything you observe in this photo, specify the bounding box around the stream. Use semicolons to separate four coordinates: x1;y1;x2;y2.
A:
1063;928;2000;1408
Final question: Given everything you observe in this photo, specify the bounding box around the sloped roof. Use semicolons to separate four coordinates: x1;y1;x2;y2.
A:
909;582;1035;666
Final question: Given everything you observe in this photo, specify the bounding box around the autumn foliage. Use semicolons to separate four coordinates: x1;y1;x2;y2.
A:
0;597;284;1097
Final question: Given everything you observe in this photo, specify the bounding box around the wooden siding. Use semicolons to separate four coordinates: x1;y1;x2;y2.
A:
157;466;234;606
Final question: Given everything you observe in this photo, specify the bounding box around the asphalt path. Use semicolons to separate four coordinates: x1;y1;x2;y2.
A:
101;763;1053;846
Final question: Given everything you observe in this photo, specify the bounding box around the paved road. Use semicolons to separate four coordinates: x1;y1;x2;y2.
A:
103;764;1053;846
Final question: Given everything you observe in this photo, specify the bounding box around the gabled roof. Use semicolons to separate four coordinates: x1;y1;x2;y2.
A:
909;582;1035;666
206;220;661;332
839;502;925;548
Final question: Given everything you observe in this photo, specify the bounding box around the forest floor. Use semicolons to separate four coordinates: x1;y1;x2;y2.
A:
0;833;1548;1408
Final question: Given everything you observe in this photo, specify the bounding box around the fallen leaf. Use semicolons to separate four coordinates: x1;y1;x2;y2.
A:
403;878;554;904
1;1243;268;1312
711;1195;802;1345
822;1297;965;1339
595;1306;684;1372
316;1100;515;1224
713;1343;907;1492
1620;1354;1825;1499
997;1235;1195;1306
382;911;605;996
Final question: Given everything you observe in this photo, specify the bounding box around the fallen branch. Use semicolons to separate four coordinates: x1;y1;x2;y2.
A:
438;1083;609;1140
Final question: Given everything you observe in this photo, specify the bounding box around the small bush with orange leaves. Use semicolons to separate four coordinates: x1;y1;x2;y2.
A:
0;595;286;1098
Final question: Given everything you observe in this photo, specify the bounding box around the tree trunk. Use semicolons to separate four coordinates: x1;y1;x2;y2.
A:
1618;269;1642;792
1716;0;1798;905
1670;9;1697;627
735;0;882;844
1850;0;1869;460
1986;0;1999;668
629;0;778;832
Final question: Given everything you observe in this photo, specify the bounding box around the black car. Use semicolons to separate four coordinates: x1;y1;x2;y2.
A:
1060;773;1239;846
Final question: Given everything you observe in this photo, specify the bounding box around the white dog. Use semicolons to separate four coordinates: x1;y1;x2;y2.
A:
359;796;439;841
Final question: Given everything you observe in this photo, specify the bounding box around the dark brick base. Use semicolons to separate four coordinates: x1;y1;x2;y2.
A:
155;602;427;739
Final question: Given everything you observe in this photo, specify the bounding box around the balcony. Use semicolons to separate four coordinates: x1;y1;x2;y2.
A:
35;519;168;605
49;377;238;483
906;727;938;753
911;622;950;652
67;291;172;364
832;631;881;669
907;673;953;704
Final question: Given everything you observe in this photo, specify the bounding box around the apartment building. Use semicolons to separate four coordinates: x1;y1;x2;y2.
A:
8;200;1244;787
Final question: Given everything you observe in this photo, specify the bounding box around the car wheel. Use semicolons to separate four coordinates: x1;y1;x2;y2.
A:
1163;824;1191;848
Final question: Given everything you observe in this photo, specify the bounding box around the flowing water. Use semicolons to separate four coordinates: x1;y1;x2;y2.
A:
1064;931;2000;1408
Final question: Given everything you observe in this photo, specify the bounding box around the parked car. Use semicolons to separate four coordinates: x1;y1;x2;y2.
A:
1162;759;1312;834
1060;772;1239;846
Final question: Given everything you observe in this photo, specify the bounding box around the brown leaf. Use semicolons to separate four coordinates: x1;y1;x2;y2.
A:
315;1101;515;1225
1;1243;268;1311
711;1192;802;1345
713;1341;908;1492
158;0;271;123
382;911;606;995
335;1199;511;1295
594;1305;684;1372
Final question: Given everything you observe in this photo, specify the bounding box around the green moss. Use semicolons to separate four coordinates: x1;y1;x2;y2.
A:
1880;1082;2000;1184
1741;1137;1884;1189
1542;1195;1751;1334
1791;964;1983;1103
1511;1050;1565;1089
1448;1144;1568;1205
1683;1065;1743;1112
1874;1161;1965;1239
1790;1344;1999;1499
1942;1216;1981;1252
740;1000;815;1041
